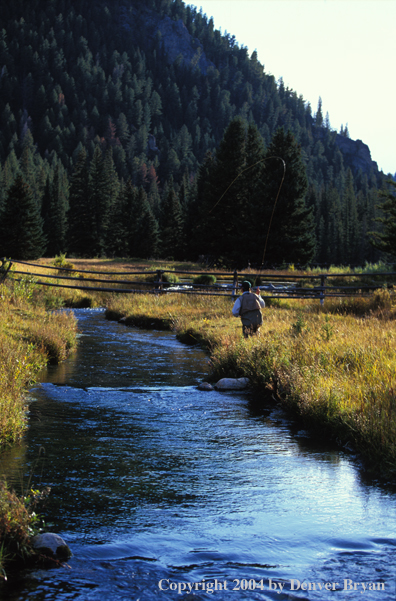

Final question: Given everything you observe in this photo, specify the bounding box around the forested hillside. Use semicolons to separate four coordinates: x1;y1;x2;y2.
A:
0;0;392;266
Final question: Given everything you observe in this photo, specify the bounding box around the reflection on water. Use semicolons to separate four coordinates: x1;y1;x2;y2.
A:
1;309;396;600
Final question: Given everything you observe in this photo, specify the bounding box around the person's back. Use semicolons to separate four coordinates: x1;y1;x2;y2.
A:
232;281;265;338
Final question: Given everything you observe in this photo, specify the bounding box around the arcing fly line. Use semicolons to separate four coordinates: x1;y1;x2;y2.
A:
208;156;286;267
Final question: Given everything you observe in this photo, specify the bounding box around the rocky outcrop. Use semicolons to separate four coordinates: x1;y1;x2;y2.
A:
120;5;214;74
334;134;378;175
157;16;215;74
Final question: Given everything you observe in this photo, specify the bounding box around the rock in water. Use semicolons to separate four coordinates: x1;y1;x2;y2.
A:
31;533;72;559
198;382;214;391
214;377;250;390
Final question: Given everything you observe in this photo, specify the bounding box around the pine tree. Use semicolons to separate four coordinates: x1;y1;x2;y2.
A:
68;147;91;256
20;129;42;207
124;179;141;257
0;174;46;259
193;117;247;263
42;164;68;256
262;128;315;266
107;180;130;257
3;149;20;191
160;178;184;259
315;97;323;128
187;151;215;259
342;168;360;264
135;187;160;258
242;121;267;263
370;181;396;258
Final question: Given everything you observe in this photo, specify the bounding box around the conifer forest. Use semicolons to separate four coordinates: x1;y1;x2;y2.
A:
0;0;394;267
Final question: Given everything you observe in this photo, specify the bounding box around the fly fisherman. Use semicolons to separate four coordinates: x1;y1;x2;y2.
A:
232;280;265;338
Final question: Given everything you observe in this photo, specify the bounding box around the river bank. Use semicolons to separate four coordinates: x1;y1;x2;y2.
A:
0;278;78;577
105;291;396;479
1;259;395;579
3;308;396;599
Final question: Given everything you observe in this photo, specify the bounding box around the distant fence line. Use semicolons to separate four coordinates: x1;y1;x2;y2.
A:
1;258;395;304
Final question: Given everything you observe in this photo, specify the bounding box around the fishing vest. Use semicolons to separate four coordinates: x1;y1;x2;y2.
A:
239;292;262;315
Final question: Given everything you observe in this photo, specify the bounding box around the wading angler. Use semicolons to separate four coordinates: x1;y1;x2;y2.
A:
232;280;265;338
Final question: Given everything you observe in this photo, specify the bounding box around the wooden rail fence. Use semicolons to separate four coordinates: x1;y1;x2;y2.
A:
1;258;395;304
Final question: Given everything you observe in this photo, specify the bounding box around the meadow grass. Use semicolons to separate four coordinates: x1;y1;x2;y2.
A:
0;279;78;448
1;258;395;574
105;288;396;477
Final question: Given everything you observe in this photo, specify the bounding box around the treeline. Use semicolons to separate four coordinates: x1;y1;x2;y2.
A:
0;0;391;265
1;117;393;267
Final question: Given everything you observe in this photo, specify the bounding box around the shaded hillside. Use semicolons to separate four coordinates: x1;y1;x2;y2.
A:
0;0;389;265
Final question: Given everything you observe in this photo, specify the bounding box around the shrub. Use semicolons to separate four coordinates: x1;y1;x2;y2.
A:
193;274;217;286
0;480;49;576
52;253;75;271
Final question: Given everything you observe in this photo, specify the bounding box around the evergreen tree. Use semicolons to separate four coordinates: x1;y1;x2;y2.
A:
0;0;386;266
262;128;315;265
42;164;68;256
342;168;360;264
88;145;109;255
370;181;396;258
325;185;344;265
315;97;323;128
107;180;130;257
135;187;160;258
0;174;46;259
68;147;91;256
3;149;20;191
160;178;184;259
124;179;141;257
103;146;120;218
192;117;247;263
242;121;267;263
187;151;215;259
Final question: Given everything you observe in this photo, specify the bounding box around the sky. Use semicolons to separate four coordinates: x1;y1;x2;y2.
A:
188;0;396;175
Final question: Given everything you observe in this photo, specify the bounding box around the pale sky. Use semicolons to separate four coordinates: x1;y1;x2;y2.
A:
189;0;396;175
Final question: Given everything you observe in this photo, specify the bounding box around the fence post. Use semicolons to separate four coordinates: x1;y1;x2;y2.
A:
155;269;163;294
232;270;238;298
320;275;327;306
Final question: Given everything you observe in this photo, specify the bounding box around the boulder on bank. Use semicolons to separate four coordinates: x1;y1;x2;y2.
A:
31;533;72;560
214;377;250;391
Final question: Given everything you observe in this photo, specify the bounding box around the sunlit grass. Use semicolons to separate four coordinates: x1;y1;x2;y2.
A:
0;280;77;447
3;257;396;475
105;288;396;476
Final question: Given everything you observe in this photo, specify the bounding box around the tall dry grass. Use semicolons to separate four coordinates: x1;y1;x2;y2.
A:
105;289;396;476
0;279;77;447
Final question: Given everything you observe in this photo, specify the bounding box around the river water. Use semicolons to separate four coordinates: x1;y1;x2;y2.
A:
0;308;395;600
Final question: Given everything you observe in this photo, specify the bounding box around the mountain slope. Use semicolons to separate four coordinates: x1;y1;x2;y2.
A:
0;0;387;265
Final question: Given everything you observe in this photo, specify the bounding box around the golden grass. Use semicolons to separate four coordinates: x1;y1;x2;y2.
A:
0;280;78;447
105;289;396;477
3;257;396;474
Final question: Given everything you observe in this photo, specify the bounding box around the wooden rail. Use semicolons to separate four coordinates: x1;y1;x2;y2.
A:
1;258;395;303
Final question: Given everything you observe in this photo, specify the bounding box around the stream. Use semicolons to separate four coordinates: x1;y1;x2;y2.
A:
0;308;395;600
